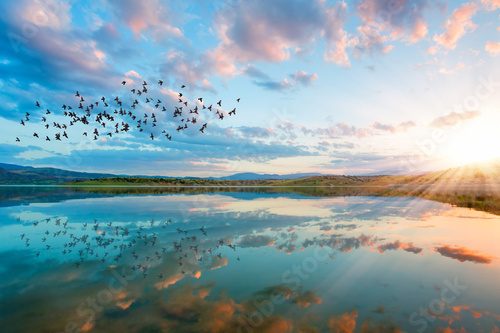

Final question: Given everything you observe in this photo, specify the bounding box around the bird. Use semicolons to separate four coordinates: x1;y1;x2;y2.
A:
18;79;240;149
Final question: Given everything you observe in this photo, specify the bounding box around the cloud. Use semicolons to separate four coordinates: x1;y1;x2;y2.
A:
14;149;58;160
0;1;121;93
352;0;430;56
372;121;416;133
437;62;466;75
238;234;275;248
435;245;493;264
107;0;182;38
161;50;214;92
252;70;318;91
15;0;71;31
328;310;358;333
243;65;271;80
351;24;394;56
154;273;184;290
301;122;373;138
290;70;318;85
254;78;295;91
276;119;415;142
430;111;480;127
2;119;314;176
433;3;478;50
485;41;500;56
481;0;500;11
292;291;322;308
323;1;350;66
303;234;377;253
208;0;350;75
235;126;274;139
377;240;423;254
209;256;229;270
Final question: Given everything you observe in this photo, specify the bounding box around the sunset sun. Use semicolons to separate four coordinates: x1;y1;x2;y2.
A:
444;117;500;167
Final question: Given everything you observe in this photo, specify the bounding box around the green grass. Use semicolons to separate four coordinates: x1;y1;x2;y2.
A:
67;163;500;215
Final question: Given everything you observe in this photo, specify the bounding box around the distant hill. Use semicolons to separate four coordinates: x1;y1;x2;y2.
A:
0;163;116;184
218;172;322;180
2;161;499;187
0;163;323;184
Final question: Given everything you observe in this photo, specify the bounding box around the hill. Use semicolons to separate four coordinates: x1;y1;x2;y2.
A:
0;163;323;184
0;163;116;184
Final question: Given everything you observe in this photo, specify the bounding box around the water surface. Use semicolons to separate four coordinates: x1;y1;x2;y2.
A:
0;188;499;333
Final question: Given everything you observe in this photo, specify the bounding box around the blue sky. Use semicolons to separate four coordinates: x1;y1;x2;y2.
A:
0;0;499;176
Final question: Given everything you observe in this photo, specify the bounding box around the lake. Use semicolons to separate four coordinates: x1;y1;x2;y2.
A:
0;187;499;333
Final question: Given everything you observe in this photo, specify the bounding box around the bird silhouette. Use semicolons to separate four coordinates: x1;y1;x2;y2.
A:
18;80;240;149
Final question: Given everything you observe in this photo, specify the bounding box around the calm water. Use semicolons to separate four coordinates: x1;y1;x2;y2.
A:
0;188;499;333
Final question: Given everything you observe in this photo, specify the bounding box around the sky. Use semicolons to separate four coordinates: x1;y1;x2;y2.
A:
0;0;499;177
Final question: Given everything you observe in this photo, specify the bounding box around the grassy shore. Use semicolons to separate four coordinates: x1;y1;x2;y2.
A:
68;163;500;215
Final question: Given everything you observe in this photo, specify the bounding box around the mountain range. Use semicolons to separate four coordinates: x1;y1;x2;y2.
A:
0;163;322;184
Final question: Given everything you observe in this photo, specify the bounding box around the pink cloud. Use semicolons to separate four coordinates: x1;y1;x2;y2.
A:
161;51;214;92
485;41;500;55
108;0;182;39
481;0;500;11
16;0;71;31
323;1;350;66
291;70;318;85
354;0;430;55
433;3;478;50
1;0;120;88
208;0;350;75
430;111;480;128
372;121;416;133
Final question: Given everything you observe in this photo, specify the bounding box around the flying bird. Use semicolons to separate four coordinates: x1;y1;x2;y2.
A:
18;80;240;149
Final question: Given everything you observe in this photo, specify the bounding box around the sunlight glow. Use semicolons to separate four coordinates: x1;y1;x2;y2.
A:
444;117;500;167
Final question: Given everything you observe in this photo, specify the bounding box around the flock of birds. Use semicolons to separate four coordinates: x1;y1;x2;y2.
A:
19;216;240;279
16;80;240;143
